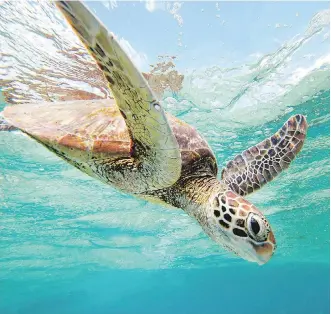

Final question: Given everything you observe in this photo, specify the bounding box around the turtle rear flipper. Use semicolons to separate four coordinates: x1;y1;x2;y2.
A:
54;1;181;192
0;116;17;131
221;114;308;196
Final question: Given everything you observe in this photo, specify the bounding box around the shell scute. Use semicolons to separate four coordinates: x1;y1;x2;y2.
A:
92;139;131;154
59;134;89;151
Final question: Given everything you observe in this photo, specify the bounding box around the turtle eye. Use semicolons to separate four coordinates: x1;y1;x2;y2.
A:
247;213;268;242
250;216;260;234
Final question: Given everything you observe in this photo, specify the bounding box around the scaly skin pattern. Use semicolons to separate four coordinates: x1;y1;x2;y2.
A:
221;114;308;196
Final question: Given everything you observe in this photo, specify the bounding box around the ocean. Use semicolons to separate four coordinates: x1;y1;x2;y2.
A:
0;1;329;313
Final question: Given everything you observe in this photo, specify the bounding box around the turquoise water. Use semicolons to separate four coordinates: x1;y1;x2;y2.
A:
0;1;330;313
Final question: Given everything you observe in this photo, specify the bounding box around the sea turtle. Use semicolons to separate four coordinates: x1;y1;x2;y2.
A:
0;1;308;265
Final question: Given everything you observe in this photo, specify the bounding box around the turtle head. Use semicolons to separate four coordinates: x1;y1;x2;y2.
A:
206;190;276;265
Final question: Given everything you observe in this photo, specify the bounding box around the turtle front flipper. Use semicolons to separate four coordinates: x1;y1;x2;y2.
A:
221;114;308;196
55;1;181;192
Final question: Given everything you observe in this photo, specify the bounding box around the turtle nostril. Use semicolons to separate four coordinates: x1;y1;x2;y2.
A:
250;216;260;235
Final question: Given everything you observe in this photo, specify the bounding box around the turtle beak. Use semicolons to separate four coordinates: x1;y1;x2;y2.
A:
250;231;276;265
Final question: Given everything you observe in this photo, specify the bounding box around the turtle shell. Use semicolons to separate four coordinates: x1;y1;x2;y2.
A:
3;99;217;175
3;99;132;158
